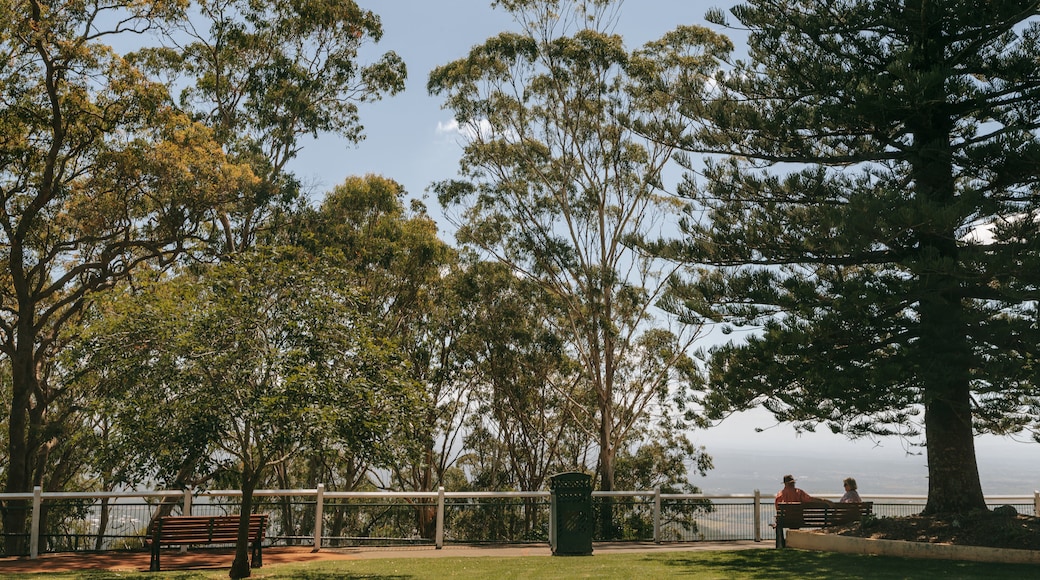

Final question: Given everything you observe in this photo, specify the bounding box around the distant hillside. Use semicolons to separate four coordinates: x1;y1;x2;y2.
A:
692;446;1040;497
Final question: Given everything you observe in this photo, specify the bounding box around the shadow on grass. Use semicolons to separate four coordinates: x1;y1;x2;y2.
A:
67;573;413;580
653;549;1038;579
62;574;205;580
260;575;411;580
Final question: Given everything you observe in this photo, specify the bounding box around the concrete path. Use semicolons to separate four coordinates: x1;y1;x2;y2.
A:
331;540;765;559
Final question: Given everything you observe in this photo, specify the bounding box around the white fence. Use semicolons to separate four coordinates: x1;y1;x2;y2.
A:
3;486;1038;559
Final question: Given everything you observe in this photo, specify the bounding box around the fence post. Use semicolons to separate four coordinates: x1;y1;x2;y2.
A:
1034;490;1039;517
313;483;325;551
436;486;445;549
29;486;42;559
753;489;761;542
653;486;661;544
179;489;194;553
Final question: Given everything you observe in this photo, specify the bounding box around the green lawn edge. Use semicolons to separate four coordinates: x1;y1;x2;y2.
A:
1;549;1035;580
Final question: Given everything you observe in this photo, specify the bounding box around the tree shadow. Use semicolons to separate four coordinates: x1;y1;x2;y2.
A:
73;572;413;580
654;549;1040;579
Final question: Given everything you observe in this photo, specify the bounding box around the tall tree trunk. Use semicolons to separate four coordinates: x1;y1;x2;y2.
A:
923;379;986;515
596;316;618;540
3;347;38;556
229;465;260;579
920;294;986;514
415;440;436;539
300;458;320;545
274;464;296;544
905;12;988;514
94;497;111;552
597;398;616;540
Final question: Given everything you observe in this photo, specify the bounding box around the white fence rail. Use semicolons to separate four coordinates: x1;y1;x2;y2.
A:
3;486;1038;559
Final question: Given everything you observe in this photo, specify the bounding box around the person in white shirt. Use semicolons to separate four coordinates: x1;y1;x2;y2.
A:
840;477;862;503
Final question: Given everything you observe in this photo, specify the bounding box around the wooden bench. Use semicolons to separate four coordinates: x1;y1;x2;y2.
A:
775;501;872;548
148;514;268;572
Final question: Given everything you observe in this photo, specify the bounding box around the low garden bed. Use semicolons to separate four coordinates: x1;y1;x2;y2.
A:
787;510;1040;564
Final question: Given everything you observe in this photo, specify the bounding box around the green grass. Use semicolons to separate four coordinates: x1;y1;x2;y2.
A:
0;549;1033;580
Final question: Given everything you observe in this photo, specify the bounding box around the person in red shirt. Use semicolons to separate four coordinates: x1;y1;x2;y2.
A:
774;474;821;506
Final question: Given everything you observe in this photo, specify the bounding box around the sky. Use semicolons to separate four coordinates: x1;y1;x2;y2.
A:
288;0;716;205
284;1;1040;494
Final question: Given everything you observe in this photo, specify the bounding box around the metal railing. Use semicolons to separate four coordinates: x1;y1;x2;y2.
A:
2;486;1037;558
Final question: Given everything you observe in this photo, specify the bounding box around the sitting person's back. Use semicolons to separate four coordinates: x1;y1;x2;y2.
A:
774;474;818;505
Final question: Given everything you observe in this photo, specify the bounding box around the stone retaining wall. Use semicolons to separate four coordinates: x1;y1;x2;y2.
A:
786;530;1040;565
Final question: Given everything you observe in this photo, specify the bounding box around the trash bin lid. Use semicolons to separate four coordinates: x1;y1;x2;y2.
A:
549;472;592;490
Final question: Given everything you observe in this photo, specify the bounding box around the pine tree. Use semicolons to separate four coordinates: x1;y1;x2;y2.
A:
664;1;1040;515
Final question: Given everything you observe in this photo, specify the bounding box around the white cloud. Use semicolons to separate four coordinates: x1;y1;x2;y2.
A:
435;118;462;135
435;117;498;141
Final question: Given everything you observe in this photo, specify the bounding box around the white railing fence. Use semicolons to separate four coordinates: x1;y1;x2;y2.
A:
3;486;1038;559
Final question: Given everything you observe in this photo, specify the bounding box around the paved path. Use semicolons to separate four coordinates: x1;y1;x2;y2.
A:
0;541;766;573
338;540;764;559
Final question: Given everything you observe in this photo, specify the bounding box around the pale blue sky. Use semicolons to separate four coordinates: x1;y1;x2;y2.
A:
286;1;1040;491
288;0;720;207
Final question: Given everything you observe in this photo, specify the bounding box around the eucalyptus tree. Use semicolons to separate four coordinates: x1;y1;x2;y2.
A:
0;1;251;553
298;175;457;339
77;248;423;578
294;174;465;538
135;0;407;254
457;260;588;496
660;1;1040;515
427;0;730;524
453;260;592;538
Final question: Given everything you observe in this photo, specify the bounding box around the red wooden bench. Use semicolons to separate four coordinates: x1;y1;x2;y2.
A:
775;501;872;548
147;514;268;571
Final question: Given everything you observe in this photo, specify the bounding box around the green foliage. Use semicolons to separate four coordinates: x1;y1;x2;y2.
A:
75;247;424;489
0;1;251;552
658;0;1040;514
441;259;589;540
452;499;550;543
132;0;408;254
613;435;712;493
455;259;590;493
42;499;96;552
612;435;714;541
428;0;729;499
296;175;454;314
293;175;464;506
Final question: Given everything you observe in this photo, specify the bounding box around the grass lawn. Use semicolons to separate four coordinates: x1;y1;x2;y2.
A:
0;549;1033;580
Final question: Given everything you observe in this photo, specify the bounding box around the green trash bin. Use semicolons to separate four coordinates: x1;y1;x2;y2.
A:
549;472;593;556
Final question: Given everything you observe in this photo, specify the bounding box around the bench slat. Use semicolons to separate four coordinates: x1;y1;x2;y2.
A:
775;502;872;548
148;514;268;572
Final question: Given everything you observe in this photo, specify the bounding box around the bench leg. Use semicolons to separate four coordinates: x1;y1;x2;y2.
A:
149;543;160;572
251;540;262;568
775;525;785;549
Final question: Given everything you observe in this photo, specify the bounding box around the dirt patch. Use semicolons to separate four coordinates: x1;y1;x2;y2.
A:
0;546;360;574
826;509;1040;551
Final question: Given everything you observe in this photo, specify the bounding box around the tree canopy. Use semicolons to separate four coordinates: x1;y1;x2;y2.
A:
428;1;730;522
134;0;407;254
10;0;1040;556
0;0;408;562
77;247;424;577
293;174;468;537
0;0;253;553
658;0;1040;515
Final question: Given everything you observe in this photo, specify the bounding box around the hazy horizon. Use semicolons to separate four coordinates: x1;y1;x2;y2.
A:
688;411;1040;497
